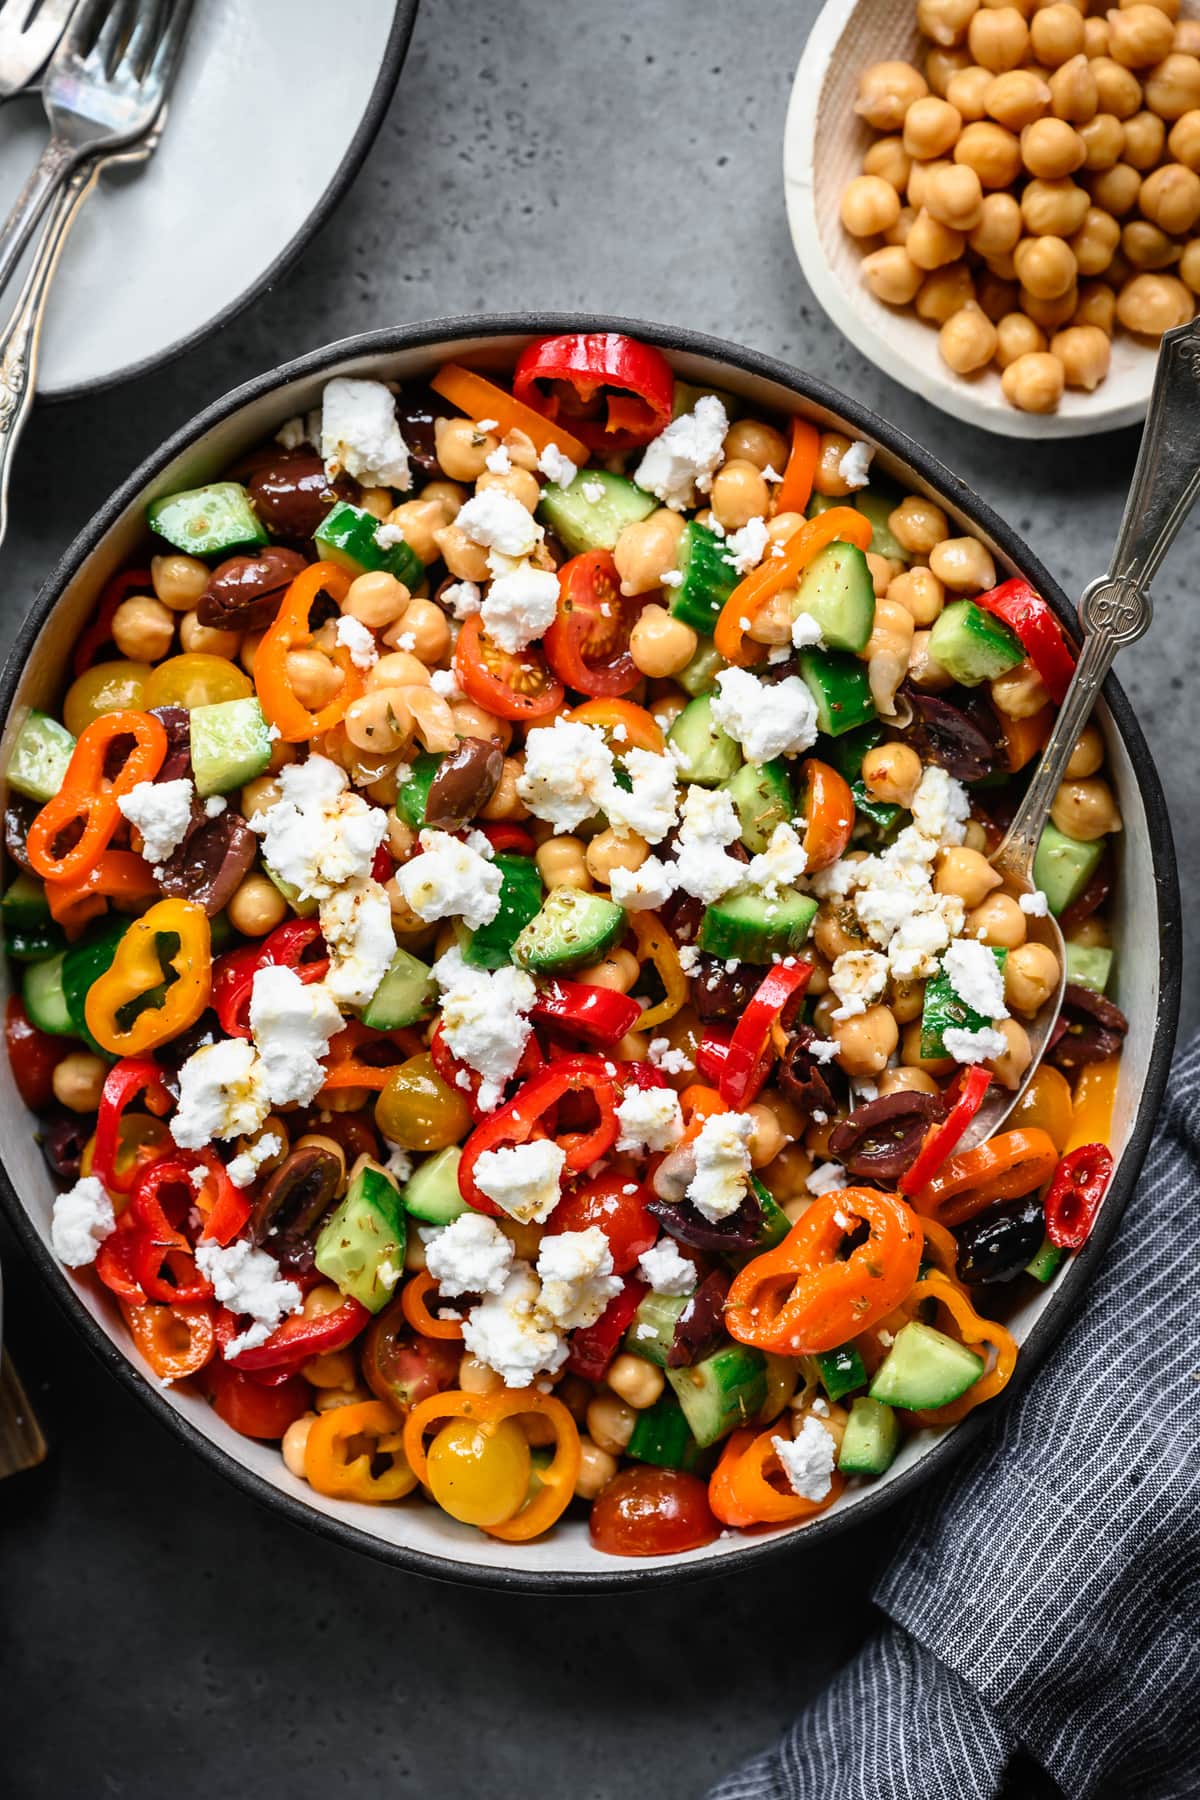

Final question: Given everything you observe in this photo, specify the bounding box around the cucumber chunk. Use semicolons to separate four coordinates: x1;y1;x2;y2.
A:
1034;822;1106;916
537;470;655;555
2;872;50;932
147;481;267;558
313;1163;406;1314
838;1396;901;1475
668;522;738;632
750;1173;792;1249
512;887;625;973
190;697;272;797
395;753;443;829
62;915;127;1053
869;1320;985;1410
820;719;884;785
264;864;318;920
854;488;910;565
666;1342;767;1447
797;649;876;737
920;948;1008;1060
464;855;544;969
1025;1233;1066;1284
927;600;1023;687
360;948;436;1029
314;500;424;586
817;1343;868;1403
667;694;741;786
626;1393;709;1472
22;952;74;1037
724;759;793;854
676;639;726;698
698;887;818;964
402;1145;468;1226
7;711;75;803
623;1290;690;1368
792;541;877;653
1064;941;1112;994
851;780;906;845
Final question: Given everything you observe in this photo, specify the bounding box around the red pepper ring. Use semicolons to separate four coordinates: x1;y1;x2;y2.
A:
213;919;329;1038
127;1157;214;1306
512;332;675;452
1045;1142;1114;1250
192;1147;252;1247
900;1065;992;1196
430;1022;544;1124
566;1277;647;1381
976;577;1076;705
92;1056;174;1195
26;709;168;885
95;1217;147;1305
215;1291;370;1373
457;1053;621;1217
530;978;641;1049
719;961;813;1110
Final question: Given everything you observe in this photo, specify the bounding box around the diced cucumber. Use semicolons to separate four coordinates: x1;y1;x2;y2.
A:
920;948;1008;1060
147;481;267;558
854;488;910;565
676;639;726;698
851;780;905;845
668;522;738;632
820;719;884;784
927;601;1023;687
750;1174;792;1250
806;493;840;517
792;541;876;654
838;1396;901;1476
314;500;424;587
264;864;318;920
1065;941;1112;994
724;759;793;855
6;922;66;963
190;697;272;798
623;1290;690;1368
797;649;876;737
2;872;50;932
62;915;127;1054
1034;823;1106;916
667;694;741;786
1025;1233;1066;1284
402;1146;468;1226
313;1163;406;1315
22;952;74;1037
666;1343;767;1447
626;1393;709;1472
698;887;818;964
817;1343;868;1403
537;470;656;555
464;855;544;970
512;886;625;974
6;711;75;803
395;753;442;829
360;948;436;1029
869;1320;985;1410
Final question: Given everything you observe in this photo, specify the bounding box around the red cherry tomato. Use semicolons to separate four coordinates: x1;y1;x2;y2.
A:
549;1171;657;1274
6;997;61;1111
209;1365;310;1440
362;1300;464;1409
589;1467;720;1557
454;614;564;721
800;758;855;872
544;550;641;697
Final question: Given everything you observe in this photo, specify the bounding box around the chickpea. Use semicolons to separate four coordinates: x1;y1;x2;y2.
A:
813;904;867;963
936;845;1003;907
856;59;930;130
151;552;210;612
981;69;1049;134
51;1050;107;1113
1068;204;1121;276
1180;238;1200;290
996;309;1049;365
1049;53;1100;125
1005;941;1062;1016
965;197;1020;268
907;208;969;269
906;156;948;212
1119;217;1179;269
1143;52;1200;119
587;1393;636;1454
904;95;965;158
111;593;174;662
954;118;1023;184
864;552;900;598
476;467;541;514
302;1283;346;1321
176;611;238;659
342;570;410;630
420;478;469;517
832;1005;899;1077
536;836;591;891
240;775;281;824
1084;17;1111;59
433;415;498;481
812;431;857;497
1092;55;1145;119
862;244;924;304
387;814;417;862
1110;4;1176;69
585;828;648;887
940;300;1000;370
627;603;697;680
1178;21;1200;58
1062;723;1104;780
1168;108;1200;168
710;459;771;531
1079;111;1125;168
915;260;977;320
909;627;954;688
575;949;640;993
1024;177;1091;237
985;247;1019;280
479;756;529;822
929;535;996;592
967;890;1028;946
649;690;687;731
342;689;412;756
1013;234;1078;298
879;1067;942;1097
1021;116;1087;181
901;1018;956;1074
925;162;985;229
281;1414;317;1479
947;63;996;122
725;420;790;475
394;597;451;664
840;174;903;239
885;504;947;560
969;6;1030;72
1089;159;1143;215
855;742;918;807
1119;110;1165;175
575;1438;619;1501
918;0;979;52
991;658;1051;716
453;1353;503;1398
1116;269;1194;330
369;649;431;690
888;564;946;625
1051;776;1123;839
1001;348;1067;409
609;511;682;601
239;630;263;677
606;1353;665;1411
746;1101;789;1169
227;873;288;938
377;500;440;567
1140;161;1200;233
979;274;1020;325
432;523;490;583
1051;322;1113;388
1030;1;1085;65
886;973;925;1027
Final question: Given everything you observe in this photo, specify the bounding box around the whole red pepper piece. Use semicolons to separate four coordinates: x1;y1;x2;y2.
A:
975;578;1076;705
719;962;813;1109
458;1053;621;1216
512;333;675;452
92;1056;174;1194
566;1278;647;1381
215;1290;369;1372
530;979;641;1050
1044;1142;1114;1249
5;997;61;1111
900;1065;991;1196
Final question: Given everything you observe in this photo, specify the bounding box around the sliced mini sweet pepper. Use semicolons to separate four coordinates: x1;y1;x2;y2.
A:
772;417;821;518
566;697;665;754
1044;1142;1114;1250
92;1056;174;1195
44;848;159;934
403;1388;582;1541
319;1021;424;1094
1065;1058;1119;1153
719;961;812;1109
512;333;675;452
400;1270;464;1341
900;1065;993;1196
713;506;874;666
906;1268;1018;1425
530;978;641;1049
120;1297;215;1383
431;361;589;464
457;1053;620;1216
305;1397;417;1503
975;577;1076;705
915;1128;1059;1228
254;560;362;741
629;911;687;1031
215;1290;370;1373
212;918;328;1038
566;1277;647;1381
192;1147;252;1246
127;1156;214;1305
708;1420;846;1527
84;898;211;1056
26;709;167;885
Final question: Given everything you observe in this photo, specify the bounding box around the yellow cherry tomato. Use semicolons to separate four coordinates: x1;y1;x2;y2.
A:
425;1416;531;1528
374;1052;471;1151
1009;1063;1074;1153
63;660;152;737
142;652;251;711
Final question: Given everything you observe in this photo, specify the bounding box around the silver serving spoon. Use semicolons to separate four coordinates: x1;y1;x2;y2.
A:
963;313;1200;1149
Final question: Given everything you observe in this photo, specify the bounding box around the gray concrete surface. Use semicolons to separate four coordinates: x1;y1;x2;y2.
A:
0;1;1191;1795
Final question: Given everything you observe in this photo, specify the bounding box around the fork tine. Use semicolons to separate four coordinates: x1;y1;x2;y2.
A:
63;0;111;57
90;0;132;72
122;0;160;76
145;0;190;92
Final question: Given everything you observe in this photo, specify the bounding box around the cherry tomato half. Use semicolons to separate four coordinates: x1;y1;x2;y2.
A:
454;614;564;721
375;1052;472;1152
589;1467;720;1557
544;550;641;698
800;758;855;872
210;1364;310;1440
362;1301;462;1410
549;1172;657;1274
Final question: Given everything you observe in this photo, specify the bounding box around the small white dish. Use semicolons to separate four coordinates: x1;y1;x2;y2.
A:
783;0;1169;440
0;0;418;400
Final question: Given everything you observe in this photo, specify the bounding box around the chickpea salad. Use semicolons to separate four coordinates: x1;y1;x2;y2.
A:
8;332;1127;1556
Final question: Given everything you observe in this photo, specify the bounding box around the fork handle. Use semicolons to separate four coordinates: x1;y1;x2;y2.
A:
0;133;79;302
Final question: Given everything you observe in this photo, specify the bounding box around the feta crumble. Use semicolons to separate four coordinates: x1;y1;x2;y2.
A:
1019;889;1049;917
442;580;482;619
746;822;808;895
837;441;874;491
320;377;411;492
396;829;503;930
516;717;615;832
535;1227;622;1331
637;1238;698;1295
773;1415;837;1500
481;557;560;652
538;443;578;487
615;1085;685;1154
250;755;387;903
634;394;727;511
609;855;677;912
791;611;826;649
942;938;1008;1020
807;1160;848;1197
723;516;769;575
472;1138;566;1225
249;963;343;1108
226;1132;284;1191
320;878;396;1009
334;614;379;671
603;748;679;844
829;949;890;1021
425;1212;514;1298
687;1109;754;1223
432;946;535;1111
710;667;819;763
943;1024;1007;1065
171;1038;271;1150
117;778;194;868
195;1237;303;1359
462;1261;568;1388
50;1175;115;1267
456;488;542;559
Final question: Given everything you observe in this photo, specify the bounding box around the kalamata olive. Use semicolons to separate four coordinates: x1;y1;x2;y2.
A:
647;1191;765;1255
829;1091;946;1183
1047;982;1128;1075
150;706;192;784
904;685;999;784
691;957;762;1022
4;796;36;873
777;1026;842;1125
157;812;256;917
396;384;440;476
660;890;705;945
39;1108;87;1180
1059;852;1114;935
198;547;309;632
760;653;799;683
250;1145;342;1272
293;1107;381;1165
423;736;504;830
247;454;348;542
955;1196;1044;1284
666;1269;730;1367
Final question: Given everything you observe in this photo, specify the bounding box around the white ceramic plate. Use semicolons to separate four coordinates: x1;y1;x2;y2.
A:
0;0;417;399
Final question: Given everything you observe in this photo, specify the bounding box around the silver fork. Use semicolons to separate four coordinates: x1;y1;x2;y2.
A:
0;0;78;99
0;0;191;298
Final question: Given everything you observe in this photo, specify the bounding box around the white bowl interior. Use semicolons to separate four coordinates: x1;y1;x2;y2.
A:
1;333;1163;1580
783;0;1183;439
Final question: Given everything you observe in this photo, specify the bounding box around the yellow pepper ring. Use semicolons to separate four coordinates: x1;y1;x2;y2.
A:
304;1398;417;1504
404;1388;581;1542
85;898;212;1056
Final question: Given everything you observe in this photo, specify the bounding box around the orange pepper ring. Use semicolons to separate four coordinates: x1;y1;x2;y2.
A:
120;1298;214;1383
304;1397;416;1502
917;1129;1059;1227
254;561;362;742
400;1270;464;1341
713;1423;847;1526
713;506;874;666
27;708;167;884
404;1388;581;1542
907;1269;1018;1426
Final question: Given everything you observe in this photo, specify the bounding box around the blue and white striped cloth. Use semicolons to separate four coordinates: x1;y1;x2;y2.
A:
711;1037;1200;1800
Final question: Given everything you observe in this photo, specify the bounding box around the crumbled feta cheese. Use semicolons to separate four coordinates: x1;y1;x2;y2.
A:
807;1160;848;1197
276;410;320;452
635;395;728;511
687;1110;754;1223
485;444;513;474
249;964;343;1108
648;1036;693;1076
538;443;578;487
442;580;482;619
206;797;228;822
944;1023;1008;1064
668;782;747;905
50;1175;115;1267
429;667;463;702
117;778;194;867
481;557;560;652
791;611;826;649
320;878;396;1009
320;376;411;491
171;1038;271;1149
472;1138;566;1225
462;1261;568;1388
516;718;615;832
677;943;701;975
373;520;408;551
396;828;502;930
250;755;387;903
746;822;808;895
535;1227;622;1330
432;946;535;1111
773;1415;837;1500
837;441;874;491
226;1132;284;1190
659;568;684;588
384;1144;413;1183
609;855;677;912
830;949;890;1021
456;489;542;558
195;1237;303;1359
943;938;1008;1020
581;479;606;504
1019;889;1049;917
724;516;769;575
615;1085;685;1154
425;1212;514;1298
334;614;379;671
710;667;819;763
910;765;970;848
807;1036;839;1063
603;748;679;844
637;1238;697;1295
